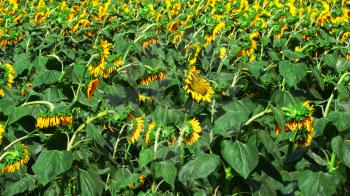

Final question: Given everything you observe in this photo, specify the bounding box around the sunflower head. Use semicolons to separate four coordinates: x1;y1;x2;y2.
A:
145;121;157;145
128;117;144;144
0;123;4;144
0;144;30;173
87;78;99;99
184;66;214;103
182;118;202;145
36;111;73;129
0;63;15;88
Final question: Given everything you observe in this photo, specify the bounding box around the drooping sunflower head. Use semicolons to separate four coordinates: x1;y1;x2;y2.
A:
128;117;144;144
36;111;73;129
182;117;202;145
0;144;30;173
86;78;99;99
184;66;214;103
145;121;157;145
129;175;146;190
0;123;4;144
0;63;15;88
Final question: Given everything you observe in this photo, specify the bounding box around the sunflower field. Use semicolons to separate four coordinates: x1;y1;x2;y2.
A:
0;0;350;195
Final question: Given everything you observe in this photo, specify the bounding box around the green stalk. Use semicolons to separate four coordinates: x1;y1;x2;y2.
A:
67;110;115;151
21;101;55;112
324;72;350;117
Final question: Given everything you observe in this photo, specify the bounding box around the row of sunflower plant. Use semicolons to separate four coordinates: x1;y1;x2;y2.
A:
0;0;350;195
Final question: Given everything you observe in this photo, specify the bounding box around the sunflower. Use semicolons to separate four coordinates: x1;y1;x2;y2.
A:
0;123;4;144
129;117;144;144
34;11;47;24
0;89;4;97
36;114;73;129
1;144;30;173
87;78;99;99
139;94;153;103
182;118;202;145
140;72;167;85
0;63;15;88
142;38;160;48
145;121;157;145
219;47;226;59
184;66;214;103
274;101;315;148
129;175;146;189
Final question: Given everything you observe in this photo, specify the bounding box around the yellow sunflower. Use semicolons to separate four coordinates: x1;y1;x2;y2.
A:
36;115;73;129
145;121;156;145
0;63;15;88
1;144;30;173
0;123;4;144
182;118;202;145
86;78;99;99
0;89;4;97
129;175;146;189
184;66;214;103
140;72;167;85
129;117;144;144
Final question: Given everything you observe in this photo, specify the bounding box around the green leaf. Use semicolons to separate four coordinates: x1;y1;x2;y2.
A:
178;154;219;183
298;170;338;196
160;162;177;186
221;140;259;178
331;136;350;168
322;53;350;73
278;60;307;87
2;175;37;196
272;90;296;107
213;100;254;135
32;70;61;87
139;148;155;168
257;131;281;161
43;88;68;102
79;169;104;196
328;111;350;132
110;168;138;193
13;53;31;76
283;50;306;59
246;61;268;77
314;118;330;137
32;150;73;186
272;107;285;132
33;56;49;70
8;106;32;124
86;123;105;145
151;106;183;125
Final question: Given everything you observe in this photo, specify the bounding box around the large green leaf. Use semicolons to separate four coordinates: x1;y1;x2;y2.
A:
160;162;177;186
2;175;37;196
79;169;104;196
32;150;73;186
178;154;219;183
110;168;138;193
213;100;254;135
8;105;32;124
139;148;155;168
13;53;31;76
221;140;259;178
272;90;296;107
328;111;350;132
331;136;350;168
32;70;61;87
298;170;338;196
278;60;307;87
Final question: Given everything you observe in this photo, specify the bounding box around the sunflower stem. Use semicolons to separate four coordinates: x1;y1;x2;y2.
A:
328;152;336;173
154;128;161;153
244;108;272;126
21;101;55;112
0;152;11;162
324;72;350;117
72;53;99;105
67;109;114;151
